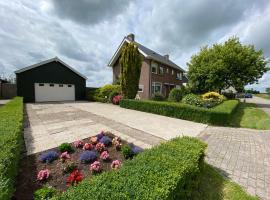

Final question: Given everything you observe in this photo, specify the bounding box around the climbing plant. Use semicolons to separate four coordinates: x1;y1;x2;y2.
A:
120;42;142;99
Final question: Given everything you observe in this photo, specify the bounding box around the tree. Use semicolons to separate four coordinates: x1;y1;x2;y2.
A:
266;88;270;94
120;42;142;98
187;37;269;93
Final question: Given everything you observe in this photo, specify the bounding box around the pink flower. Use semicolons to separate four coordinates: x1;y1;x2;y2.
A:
83;143;93;151
111;160;121;170
112;137;121;145
114;141;122;151
73;140;84;148
37;169;50;181
60;151;71;161
90;136;98;145
100;151;110;160
90;161;101;172
95;142;105;152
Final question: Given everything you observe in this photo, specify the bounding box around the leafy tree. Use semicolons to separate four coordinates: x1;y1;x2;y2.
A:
188;37;269;93
120;42;142;98
266;88;270;94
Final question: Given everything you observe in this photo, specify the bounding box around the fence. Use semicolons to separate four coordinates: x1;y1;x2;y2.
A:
0;83;17;99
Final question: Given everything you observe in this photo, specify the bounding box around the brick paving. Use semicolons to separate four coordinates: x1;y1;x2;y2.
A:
200;126;270;200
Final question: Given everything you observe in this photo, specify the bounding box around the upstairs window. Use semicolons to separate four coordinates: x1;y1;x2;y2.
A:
151;62;158;74
159;66;164;75
172;69;174;75
166;68;169;73
176;72;183;80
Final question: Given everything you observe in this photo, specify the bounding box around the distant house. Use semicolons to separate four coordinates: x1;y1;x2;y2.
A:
108;34;187;99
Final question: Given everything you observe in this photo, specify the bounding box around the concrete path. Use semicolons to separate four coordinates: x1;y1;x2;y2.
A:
70;102;208;140
245;96;270;116
200;126;270;200
0;99;10;106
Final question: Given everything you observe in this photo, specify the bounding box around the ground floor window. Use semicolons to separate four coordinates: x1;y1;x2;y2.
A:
152;82;162;94
138;85;144;92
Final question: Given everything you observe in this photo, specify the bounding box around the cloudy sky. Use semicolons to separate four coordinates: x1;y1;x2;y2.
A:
0;0;269;91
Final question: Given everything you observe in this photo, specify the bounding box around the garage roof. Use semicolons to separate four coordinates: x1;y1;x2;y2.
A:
15;57;87;80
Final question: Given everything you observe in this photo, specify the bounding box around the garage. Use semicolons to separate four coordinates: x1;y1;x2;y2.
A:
15;57;87;102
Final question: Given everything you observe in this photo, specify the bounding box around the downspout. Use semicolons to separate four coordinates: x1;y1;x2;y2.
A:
149;59;152;98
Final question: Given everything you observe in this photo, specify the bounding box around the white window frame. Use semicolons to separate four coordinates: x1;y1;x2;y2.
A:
166;68;169;73
172;69;174;75
151;82;162;94
176;72;182;80
151;62;158;74
138;84;144;92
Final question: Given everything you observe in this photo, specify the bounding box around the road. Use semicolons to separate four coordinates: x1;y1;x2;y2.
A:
245;96;270;116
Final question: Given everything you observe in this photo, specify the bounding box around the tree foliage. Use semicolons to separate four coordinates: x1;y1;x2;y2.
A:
120;42;142;98
188;37;269;93
266;88;270;94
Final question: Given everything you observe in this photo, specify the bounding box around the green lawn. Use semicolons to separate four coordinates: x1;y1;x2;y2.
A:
255;93;270;100
191;163;258;200
230;103;270;129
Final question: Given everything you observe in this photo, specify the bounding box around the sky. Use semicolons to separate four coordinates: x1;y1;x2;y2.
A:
0;0;269;92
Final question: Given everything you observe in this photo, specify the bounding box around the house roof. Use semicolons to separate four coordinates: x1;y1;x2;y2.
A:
108;36;185;72
14;57;87;80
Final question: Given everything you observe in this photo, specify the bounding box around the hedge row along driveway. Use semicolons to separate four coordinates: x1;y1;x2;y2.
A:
58;137;206;200
0;97;23;200
120;100;239;126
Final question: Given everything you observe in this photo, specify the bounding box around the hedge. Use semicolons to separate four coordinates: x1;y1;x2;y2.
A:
0;97;24;200
58;137;206;200
120;99;239;125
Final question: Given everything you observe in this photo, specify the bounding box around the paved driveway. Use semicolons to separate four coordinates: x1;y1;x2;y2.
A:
245;96;270;116
200;126;270;199
24;102;207;155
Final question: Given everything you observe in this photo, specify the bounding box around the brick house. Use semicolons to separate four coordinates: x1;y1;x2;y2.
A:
108;34;187;99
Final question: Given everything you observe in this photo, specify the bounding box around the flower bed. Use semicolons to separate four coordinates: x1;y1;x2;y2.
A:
14;131;141;200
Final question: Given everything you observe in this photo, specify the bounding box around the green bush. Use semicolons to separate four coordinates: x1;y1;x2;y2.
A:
0;97;24;200
182;94;204;107
121;145;134;159
34;185;57;200
57;137;206;200
168;88;187;102
86;87;99;101
120;99;239;125
151;92;165;101
58;143;74;153
99;84;121;99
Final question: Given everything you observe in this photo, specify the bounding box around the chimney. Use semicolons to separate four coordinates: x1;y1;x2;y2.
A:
164;54;169;60
127;33;135;42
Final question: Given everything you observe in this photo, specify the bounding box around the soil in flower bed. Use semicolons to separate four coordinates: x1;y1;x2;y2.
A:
13;132;129;200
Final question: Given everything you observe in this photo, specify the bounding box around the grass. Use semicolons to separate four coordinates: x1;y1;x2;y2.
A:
191;163;258;200
255;93;270;100
229;102;270;129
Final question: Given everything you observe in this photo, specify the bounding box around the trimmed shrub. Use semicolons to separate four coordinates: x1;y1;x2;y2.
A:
182;94;204;107
58;143;74;153
86;87;99;101
120;99;239;125
0;97;24;200
168;87;187;102
79;151;97;164
34;185;57;200
57;137;206;200
151;92;165;101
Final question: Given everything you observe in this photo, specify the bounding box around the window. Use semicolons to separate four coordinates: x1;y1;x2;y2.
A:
152;82;162;94
39;83;44;86
176;85;181;89
177;72;183;80
151;62;158;74
159;66;164;75
59;84;63;87
138;85;144;92
49;84;54;87
166;68;169;73
68;85;72;87
172;70;174;75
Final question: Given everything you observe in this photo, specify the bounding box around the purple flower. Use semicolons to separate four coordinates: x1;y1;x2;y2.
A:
39;151;58;163
79;151;97;164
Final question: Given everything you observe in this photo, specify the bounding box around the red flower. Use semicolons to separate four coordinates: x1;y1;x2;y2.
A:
112;95;122;105
67;170;83;186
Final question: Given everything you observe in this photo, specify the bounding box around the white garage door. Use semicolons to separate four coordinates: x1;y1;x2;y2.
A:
35;83;75;102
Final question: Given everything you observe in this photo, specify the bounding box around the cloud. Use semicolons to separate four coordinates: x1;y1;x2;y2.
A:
0;0;269;91
51;0;132;25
